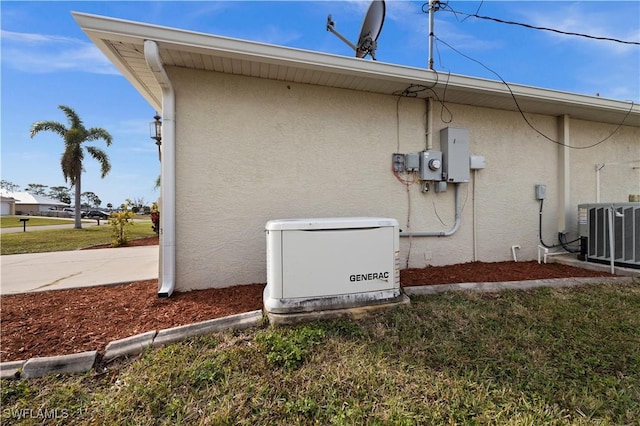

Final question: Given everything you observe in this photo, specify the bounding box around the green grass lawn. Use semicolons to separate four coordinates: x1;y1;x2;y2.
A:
0;222;156;255
0;215;80;228
2;283;638;424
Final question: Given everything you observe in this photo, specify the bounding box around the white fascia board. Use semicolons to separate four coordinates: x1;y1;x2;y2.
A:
73;12;639;122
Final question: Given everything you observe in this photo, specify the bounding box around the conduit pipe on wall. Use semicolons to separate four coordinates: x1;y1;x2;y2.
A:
400;183;462;237
472;169;478;261
557;115;571;234
425;97;433;150
607;206;615;275
595;163;605;203
144;40;176;298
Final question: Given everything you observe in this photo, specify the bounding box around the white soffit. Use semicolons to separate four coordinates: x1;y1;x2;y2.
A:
73;12;639;127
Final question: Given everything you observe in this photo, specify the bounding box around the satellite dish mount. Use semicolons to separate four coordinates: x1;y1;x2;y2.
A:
326;0;386;60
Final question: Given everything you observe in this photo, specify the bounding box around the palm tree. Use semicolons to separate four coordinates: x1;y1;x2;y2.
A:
30;105;113;229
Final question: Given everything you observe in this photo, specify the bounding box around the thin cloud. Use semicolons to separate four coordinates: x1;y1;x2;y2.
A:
182;2;230;22
517;3;638;100
228;25;302;46
258;25;303;46
108;118;152;136
1;30;118;75
433;18;504;51
389;2;502;51
518;3;639;53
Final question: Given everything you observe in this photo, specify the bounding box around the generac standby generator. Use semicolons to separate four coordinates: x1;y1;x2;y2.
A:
264;217;405;317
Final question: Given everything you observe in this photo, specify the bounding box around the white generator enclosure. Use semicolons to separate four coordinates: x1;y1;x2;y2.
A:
264;217;404;315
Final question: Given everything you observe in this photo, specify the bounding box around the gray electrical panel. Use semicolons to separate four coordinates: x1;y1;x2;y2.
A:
535;184;546;200
440;127;470;182
404;153;420;172
419;150;443;181
392;153;405;172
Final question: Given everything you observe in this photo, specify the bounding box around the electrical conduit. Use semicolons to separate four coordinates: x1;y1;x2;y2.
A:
144;40;176;298
426;97;433;150
400;183;462;237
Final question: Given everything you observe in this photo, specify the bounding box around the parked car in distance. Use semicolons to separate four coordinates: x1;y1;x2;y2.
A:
84;210;110;219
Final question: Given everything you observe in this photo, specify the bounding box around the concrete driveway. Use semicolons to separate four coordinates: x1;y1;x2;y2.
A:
0;246;159;295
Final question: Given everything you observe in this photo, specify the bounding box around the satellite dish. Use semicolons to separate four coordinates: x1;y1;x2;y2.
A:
326;0;386;60
356;0;385;59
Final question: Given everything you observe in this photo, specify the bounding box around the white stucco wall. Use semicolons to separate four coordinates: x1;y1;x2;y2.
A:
168;66;639;291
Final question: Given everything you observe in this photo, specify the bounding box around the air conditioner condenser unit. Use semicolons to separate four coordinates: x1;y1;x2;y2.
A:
578;202;640;270
264;217;409;322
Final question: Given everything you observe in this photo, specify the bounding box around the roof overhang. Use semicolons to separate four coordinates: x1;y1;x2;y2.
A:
73;12;639;127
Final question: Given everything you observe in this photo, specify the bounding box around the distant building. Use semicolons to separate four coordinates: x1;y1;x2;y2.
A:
1;194;16;216
0;190;68;216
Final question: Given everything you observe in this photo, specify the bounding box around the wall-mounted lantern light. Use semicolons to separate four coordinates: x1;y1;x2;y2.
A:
149;112;162;161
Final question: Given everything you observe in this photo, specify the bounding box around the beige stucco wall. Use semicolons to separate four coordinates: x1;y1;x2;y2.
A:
168;66;639;291
568;119;640;209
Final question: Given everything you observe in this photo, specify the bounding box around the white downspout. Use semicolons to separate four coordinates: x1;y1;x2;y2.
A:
400;183;462;237
144;40;176;298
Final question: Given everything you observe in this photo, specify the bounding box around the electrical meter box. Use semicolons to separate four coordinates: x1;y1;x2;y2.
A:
419;151;443;181
264;217;403;315
440;127;470;182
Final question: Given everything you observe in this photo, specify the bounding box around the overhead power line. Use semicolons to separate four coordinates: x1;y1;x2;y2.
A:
461;12;640;45
432;35;635;150
423;2;640;46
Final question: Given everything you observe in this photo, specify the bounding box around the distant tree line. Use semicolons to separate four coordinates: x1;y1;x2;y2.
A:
1;179;150;212
3;181;61;202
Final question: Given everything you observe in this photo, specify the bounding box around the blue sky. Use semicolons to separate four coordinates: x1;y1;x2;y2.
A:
2;1;639;208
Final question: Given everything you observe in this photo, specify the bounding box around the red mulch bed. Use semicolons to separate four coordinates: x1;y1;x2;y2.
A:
0;236;618;362
1;280;264;363
401;261;615;286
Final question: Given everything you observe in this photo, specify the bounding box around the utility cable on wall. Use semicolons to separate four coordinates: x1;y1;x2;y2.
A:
393;80;453;125
538;199;580;251
393;94;418;267
391;165;417;268
405;182;413;269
